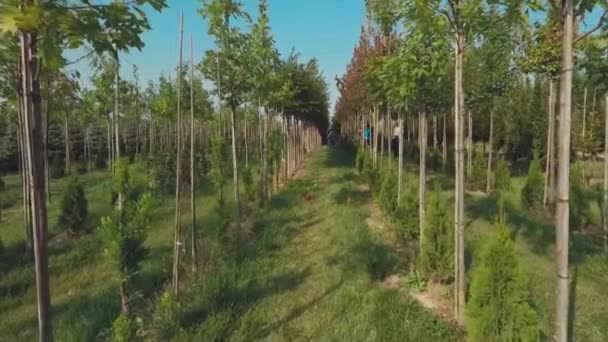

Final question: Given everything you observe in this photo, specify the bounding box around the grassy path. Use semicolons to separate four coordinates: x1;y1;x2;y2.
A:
177;147;459;341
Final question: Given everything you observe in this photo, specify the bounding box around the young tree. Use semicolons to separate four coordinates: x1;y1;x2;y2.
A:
200;0;251;242
56;177;88;236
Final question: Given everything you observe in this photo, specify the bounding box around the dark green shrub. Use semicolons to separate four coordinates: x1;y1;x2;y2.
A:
355;148;365;174
570;162;594;230
427;148;442;171
94;152;106;169
520;151;543;211
394;182;419;242
471;151;486;190
145;152;176;194
242;165;257;204
468;211;539;341
50;155;65;179
420;184;453;283
57;177;88;236
493;159;511;196
377;167;398;215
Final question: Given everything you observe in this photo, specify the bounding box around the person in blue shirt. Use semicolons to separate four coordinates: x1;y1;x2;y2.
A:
364;122;371;146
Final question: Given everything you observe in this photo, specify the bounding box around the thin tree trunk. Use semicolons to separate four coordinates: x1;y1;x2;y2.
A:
555;0;573;339
398;117;404;205
189;34;198;275
419;111;427;255
443;113;447;166
544;81;555;208
172;14;184;297
454;28;466;325
467;110;472;180
244;104;249;168
43;77;50;203
64;112;70;174
230;106;242;241
602;94;608;252
20;23;52;341
433;115;438;149
486;110;494;193
582;86;587;179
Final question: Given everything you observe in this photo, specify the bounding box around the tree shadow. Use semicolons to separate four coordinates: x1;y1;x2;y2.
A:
252;278;344;339
322;147;356;169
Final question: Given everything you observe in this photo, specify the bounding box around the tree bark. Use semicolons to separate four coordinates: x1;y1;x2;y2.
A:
454;27;466;325
486;110;494;193
172;14;184;297
467;110;472;180
64;112;70;174
20;24;52;341
189;34;198;275
419;111;427;256
230;105;242;241
398;117;404;205
555;0;573;339
544;81;555;208
443;113;447;166
581;86;587;179
602;94;608;252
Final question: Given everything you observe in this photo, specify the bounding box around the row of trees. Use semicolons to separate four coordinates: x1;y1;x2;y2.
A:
336;0;608;340
0;0;329;340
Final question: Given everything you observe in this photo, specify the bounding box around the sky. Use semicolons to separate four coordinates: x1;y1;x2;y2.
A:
66;0;366;112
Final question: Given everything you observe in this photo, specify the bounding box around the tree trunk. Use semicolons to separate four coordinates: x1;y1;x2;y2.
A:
189;34;198;276
555;0;573;339
602;94;608;252
419;111;427;256
544;81;555;208
244;104;249;168
64;112;70;174
433;115;438;149
120;281;129;315
16;93;33;251
486;110;494;193
20;24;52;341
467;110;472;180
398;117;404;205
454;28;466;325
43;77;50;203
443;113;447;166
230;106;242;241
172;14;184;297
582;86;587;179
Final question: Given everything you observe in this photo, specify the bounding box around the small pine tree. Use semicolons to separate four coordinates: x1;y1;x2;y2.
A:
242;165;257;205
471;151;486;190
570;162;593;230
420;183;453;282
394;182;419;242
520;151;543;212
468;208;539;341
112;313;135;342
377;167;398;215
493;159;511;196
99;160;152;316
50;155;65;179
355;148;365;174
57;177;88;236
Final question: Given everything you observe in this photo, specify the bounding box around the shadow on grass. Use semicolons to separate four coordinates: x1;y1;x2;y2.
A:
253;278;344;339
322;146;356;169
332;186;371;206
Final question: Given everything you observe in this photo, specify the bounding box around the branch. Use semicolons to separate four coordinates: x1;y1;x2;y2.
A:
57;1;138;11
64;50;95;66
574;10;608;45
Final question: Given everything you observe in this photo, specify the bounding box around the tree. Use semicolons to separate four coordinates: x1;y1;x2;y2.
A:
0;1;167;339
468;209;539;341
200;0;251;242
56;177;88;236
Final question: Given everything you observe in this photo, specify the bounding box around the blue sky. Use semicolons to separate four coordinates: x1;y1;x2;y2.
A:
66;0;366;111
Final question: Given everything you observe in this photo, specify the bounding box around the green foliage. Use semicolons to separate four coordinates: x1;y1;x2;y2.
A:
241;165;257;204
145;152;176;194
471;151;486;190
570;163;594;230
420;184;453;283
520;151;544;212
56;177;88;236
111;314;135;342
468;213;539;341
355;148;365;174
99;162;152;291
394;182;419;242
210;136;229;200
153;291;182;339
493;159;511;196
377;167;398;215
50;155;65;179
